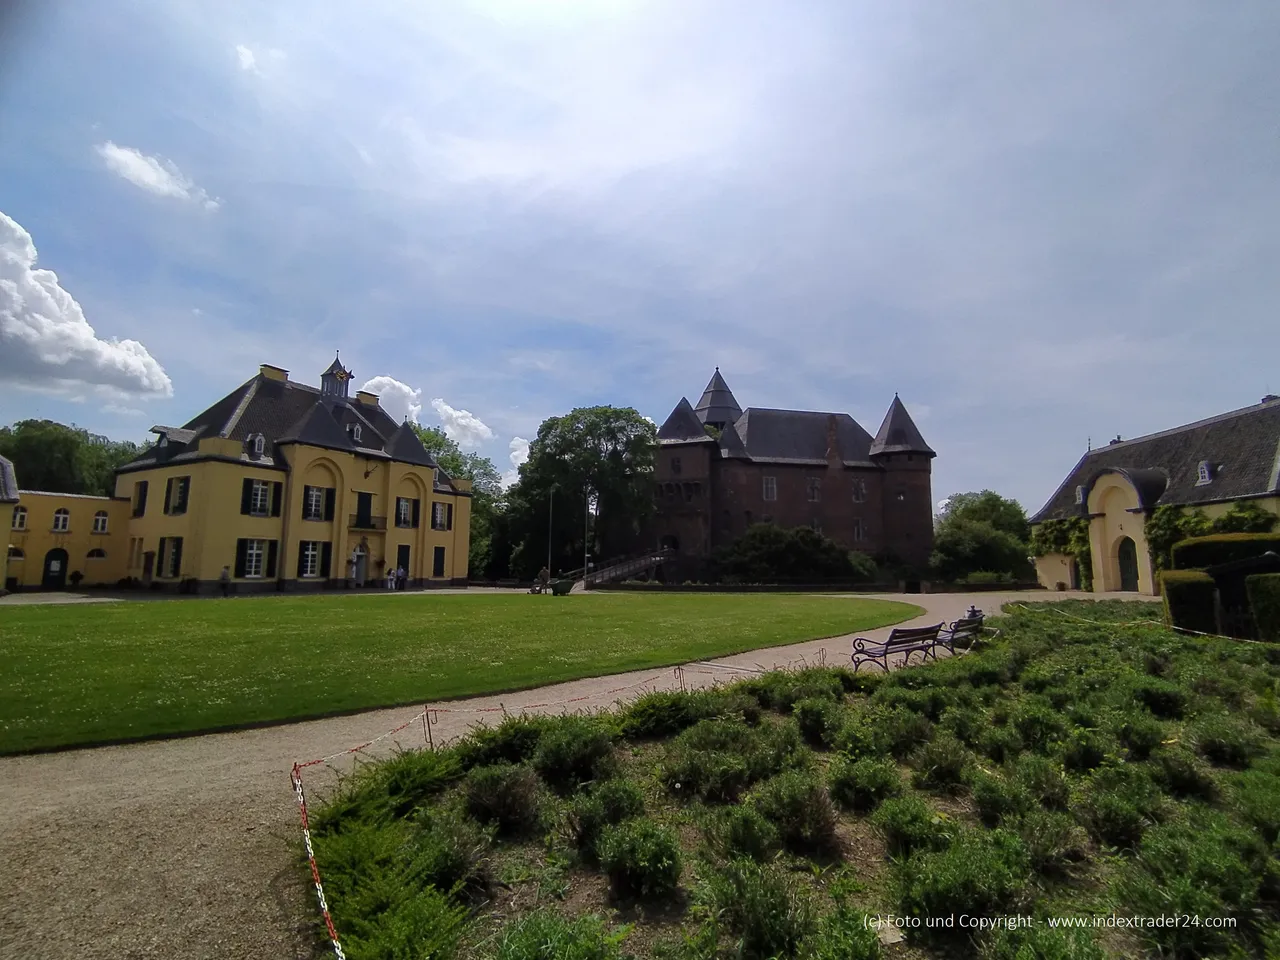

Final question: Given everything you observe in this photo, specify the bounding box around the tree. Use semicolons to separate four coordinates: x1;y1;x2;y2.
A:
503;407;656;579
1029;517;1093;590
930;518;1033;582
0;420;143;496
712;524;858;582
936;490;1031;542
1144;505;1213;572
410;424;503;577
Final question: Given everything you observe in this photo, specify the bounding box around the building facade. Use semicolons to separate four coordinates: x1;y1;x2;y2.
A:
4;356;472;593
1030;395;1280;596
650;370;936;579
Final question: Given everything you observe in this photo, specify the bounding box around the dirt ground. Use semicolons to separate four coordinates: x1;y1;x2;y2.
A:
0;590;1151;959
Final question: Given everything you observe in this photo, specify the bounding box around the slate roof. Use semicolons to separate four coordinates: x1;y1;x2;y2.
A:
733;408;876;465
718;421;749;459
0;455;19;503
1030;396;1280;523
118;368;454;486
658;398;717;444
693;369;743;427
869;395;936;457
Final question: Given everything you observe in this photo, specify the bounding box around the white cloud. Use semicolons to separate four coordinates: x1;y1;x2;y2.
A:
235;44;257;72
501;436;531;489
94;142;221;210
103;403;146;417
431;397;495;447
360;375;423;424
0;210;173;399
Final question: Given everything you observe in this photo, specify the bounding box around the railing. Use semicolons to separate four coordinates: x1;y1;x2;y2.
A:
349;514;387;531
582;548;674;586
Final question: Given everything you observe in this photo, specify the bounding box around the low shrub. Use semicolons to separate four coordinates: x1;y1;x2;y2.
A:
892;829;1030;938
1189;714;1264;767
463;763;541;836
871;795;954;858
881;705;934;758
1247;572;1280;643
970;769;1033;826
1011;700;1066;750
706;805;780;862
661;718;806;803
873;684;954;722
1129;676;1188;719
1160;570;1218;636
341;885;469;960
752;770;839;854
700;858;813;960
313;749;464;833
793;697;843;747
532;717;617;793
1232;770;1280;846
828;756;901;812
802;905;882;960
405;808;492;895
977;724;1023;764
457;715;551;770
598;818;683;900
1114;710;1167;760
742;668;846;712
910;732;972;793
1011;809;1088;876
1061;728;1111;772
568;779;645;859
491;909;629;960
1074;766;1166;850
618;690;714;740
981;925;1104;960
1011;754;1069;809
940;705;984;746
832;710;891;760
1149;746;1218;801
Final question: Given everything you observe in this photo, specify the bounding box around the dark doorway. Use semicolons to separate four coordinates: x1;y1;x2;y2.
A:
1118;537;1139;592
397;544;411;579
660;534;680;553
1068;559;1080;591
42;548;69;590
433;546;446;578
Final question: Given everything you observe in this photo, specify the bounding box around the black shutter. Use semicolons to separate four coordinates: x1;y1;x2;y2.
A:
171;538;183;578
447;503;454;531
266;540;279;579
241;478;253;515
136;481;148;516
163;478;173;514
297;542;307;578
271;482;283;517
411;498;420;528
320;542;332;578
324;488;335;521
234;539;248;578
157;538;167;576
300;485;311;520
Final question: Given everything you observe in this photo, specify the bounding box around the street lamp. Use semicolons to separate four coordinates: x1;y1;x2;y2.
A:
547;485;555;573
584;486;591;588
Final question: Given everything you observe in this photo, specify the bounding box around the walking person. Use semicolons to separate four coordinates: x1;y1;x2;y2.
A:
385;565;395;590
219;565;231;598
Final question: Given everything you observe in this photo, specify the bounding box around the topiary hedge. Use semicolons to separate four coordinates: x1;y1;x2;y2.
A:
1246;573;1280;643
1160;570;1217;635
1171;533;1280;571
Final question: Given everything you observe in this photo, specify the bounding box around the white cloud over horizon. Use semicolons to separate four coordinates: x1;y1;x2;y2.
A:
0;211;173;400
95;141;221;210
360;375;423;424
502;436;530;488
431;397;495;448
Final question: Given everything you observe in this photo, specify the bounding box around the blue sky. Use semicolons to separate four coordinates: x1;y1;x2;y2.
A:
1;0;1278;511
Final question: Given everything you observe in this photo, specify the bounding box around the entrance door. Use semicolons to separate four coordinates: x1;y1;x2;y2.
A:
352;547;368;585
397;544;411;580
433;546;446;578
42;548;68;590
1118;537;1139;592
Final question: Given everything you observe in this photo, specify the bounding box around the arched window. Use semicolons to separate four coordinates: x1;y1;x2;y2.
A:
11;506;26;530
352;424;362;443
92;511;109;533
7;546;23;560
253;434;266;456
87;548;107;559
53;508;70;532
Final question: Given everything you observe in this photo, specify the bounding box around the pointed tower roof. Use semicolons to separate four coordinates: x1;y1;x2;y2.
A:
869;395;935;457
718;421;749;458
693;368;742;427
658;398;716;443
385;421;439;468
323;351;348;377
278;400;358;451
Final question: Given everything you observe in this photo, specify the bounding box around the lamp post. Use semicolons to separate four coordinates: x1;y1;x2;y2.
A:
547;486;554;573
583;486;591;589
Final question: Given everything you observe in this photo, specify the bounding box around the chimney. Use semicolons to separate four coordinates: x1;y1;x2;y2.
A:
355;390;379;406
259;363;289;382
1109;435;1122;445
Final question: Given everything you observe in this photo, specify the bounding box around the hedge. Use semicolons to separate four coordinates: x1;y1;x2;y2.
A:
1246;574;1280;643
1160;570;1217;635
1171;533;1280;571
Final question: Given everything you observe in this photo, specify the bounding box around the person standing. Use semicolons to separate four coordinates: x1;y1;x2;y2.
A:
396;565;406;590
219;565;231;598
385;565;395;590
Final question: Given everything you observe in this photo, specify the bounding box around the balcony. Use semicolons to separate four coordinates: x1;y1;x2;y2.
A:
349;514;386;531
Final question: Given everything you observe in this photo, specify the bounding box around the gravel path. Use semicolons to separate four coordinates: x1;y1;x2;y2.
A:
0;590;1151;959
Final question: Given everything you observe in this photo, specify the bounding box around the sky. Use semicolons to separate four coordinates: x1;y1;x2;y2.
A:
1;0;1278;511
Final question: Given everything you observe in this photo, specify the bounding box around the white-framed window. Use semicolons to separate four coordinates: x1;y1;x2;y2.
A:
432;502;447;530
304;485;325;521
52;508;70;532
351;424;363;443
250;480;271;515
1074;485;1085;505
762;476;777;501
11;506;26;530
852;518;866;542
252;434;266;457
807;477;821;502
1196;460;1212;485
92;511;109;533
852;479;867;503
397;497;412;528
244;539;265;578
300;541;320;578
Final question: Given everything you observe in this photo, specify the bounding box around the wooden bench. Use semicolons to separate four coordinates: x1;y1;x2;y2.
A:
941;613;985;650
851;622;947;673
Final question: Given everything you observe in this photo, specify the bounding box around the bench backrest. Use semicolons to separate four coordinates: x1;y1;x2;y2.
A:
885;623;943;646
950;616;984;633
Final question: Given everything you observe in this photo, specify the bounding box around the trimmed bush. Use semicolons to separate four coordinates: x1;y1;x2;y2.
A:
892;829;1030;937
829;756;901;812
970;769;1033;826
1149;746;1218;801
1172;532;1280;570
1114;710;1167;761
910;732;972;793
833;711;892;759
1012;700;1066;749
1012;809;1087;876
618;690;713;739
492;909;628;960
977;724;1023;764
1190;714;1265;768
707;805;780;862
568;778;644;858
752;770;839;854
872;795;954;858
311;748;463;833
1160;570;1217;635
1247;572;1280;643
1075;766;1166;850
457;715;550;770
742;668;846;713
342;885;468;960
793;697;843;747
701;858;813;960
1061;728;1111;772
463;763;541;836
598;818;682;900
1129;676;1188;719
532;717;617;793
405;808;492;895
1011;754;1069;809
803;905;882;960
881;705;934;758
940;705;984;746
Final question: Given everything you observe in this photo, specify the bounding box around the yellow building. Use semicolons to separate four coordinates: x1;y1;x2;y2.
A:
4;355;471;593
1030;395;1280;595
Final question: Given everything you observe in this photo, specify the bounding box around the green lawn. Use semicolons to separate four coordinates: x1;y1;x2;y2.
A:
0;592;919;753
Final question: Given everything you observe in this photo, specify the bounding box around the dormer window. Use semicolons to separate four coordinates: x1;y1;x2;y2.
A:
353;424;362;443
1075;485;1085;505
158;436;168;448
252;434;266;457
1196;460;1212;485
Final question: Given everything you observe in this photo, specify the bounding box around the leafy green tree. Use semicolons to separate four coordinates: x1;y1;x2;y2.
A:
1211;501;1278;535
0;420;142;496
1144;505;1213;573
936;490;1031;542
930;519;1033;582
712;524;857;582
410;424;502;577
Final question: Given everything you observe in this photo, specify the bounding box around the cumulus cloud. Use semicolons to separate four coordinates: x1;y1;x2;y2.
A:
0;211;173;398
235;44;257;72
360;375;423;424
501;436;531;489
430;398;495;447
95;142;221;210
